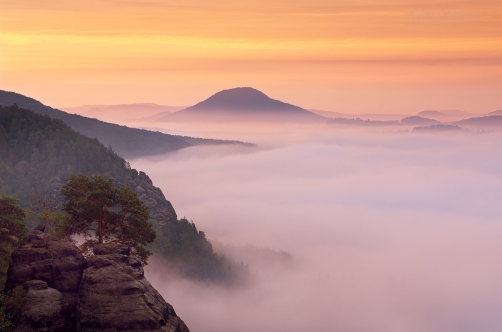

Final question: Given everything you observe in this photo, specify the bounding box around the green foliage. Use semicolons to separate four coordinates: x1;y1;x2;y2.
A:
59;174;155;264
35;210;68;234
152;218;242;282
0;286;25;332
0;105;242;282
0;104;137;209
0;196;27;291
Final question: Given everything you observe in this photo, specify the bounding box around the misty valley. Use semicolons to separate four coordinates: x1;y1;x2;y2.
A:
1;88;502;332
2;0;502;330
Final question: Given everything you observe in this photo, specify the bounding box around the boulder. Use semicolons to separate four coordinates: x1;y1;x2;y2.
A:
6;232;190;332
6;231;87;294
77;243;189;332
14;280;66;332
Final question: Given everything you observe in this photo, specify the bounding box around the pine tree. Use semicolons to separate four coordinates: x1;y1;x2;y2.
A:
58;174;155;264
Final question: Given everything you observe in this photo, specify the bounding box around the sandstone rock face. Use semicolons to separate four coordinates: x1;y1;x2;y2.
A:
5;230;87;325
77;243;189;332
6;231;87;294
120;171;178;225
6;230;87;329
14;280;66;332
6;232;189;332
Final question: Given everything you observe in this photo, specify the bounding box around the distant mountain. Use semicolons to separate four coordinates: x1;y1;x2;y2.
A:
0;90;246;158
125;110;174;123
417;110;475;122
417;110;446;117
309;110;404;121
413;125;465;133
453;115;502;128
157;87;326;122
328;118;400;126
488;110;502;116
62;103;187;123
401;116;441;126
308;109;351;119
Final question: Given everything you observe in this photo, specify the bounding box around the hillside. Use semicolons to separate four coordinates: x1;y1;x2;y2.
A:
453;115;502;128
0;90;245;158
0;105;239;282
158;87;327;122
401;116;441;126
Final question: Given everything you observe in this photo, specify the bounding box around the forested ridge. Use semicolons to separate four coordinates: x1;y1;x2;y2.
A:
0;104;135;204
0;105;243;282
0;90;249;159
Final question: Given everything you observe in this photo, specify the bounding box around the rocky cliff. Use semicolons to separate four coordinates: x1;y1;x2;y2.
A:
5;230;189;332
42;171;177;227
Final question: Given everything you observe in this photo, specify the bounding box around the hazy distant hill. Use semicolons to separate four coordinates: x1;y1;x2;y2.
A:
308;109;351;119
309;109;404;121
125;110;175;123
417;110;475;122
401;116;441;126
0;90;244;158
62;103;187;123
158;87;327;122
328;118;400;126
413;125;465;133
453;115;502;128
488;110;502;116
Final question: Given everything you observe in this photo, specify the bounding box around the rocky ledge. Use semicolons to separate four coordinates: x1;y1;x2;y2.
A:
5;231;189;332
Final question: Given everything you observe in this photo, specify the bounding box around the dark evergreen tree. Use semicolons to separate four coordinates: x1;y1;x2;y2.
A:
0;196;27;290
58;174;155;264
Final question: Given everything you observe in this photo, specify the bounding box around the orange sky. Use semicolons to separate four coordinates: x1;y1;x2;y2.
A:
0;0;501;114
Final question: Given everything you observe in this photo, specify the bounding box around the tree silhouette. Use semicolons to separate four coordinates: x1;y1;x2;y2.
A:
58;174;155;264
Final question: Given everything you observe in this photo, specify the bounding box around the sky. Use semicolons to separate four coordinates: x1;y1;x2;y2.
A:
1;0;501;114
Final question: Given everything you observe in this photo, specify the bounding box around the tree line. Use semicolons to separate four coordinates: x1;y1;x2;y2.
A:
0;104;246;284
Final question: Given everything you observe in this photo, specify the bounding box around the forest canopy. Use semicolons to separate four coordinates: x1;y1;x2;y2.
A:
0;105;244;283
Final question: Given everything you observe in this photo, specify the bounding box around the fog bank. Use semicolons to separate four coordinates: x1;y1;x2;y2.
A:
134;130;502;332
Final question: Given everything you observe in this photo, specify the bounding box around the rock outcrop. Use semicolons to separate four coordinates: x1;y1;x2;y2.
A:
6;230;87;329
123;171;178;226
78;243;189;332
14;280;66;332
6;232;189;332
44;171;177;227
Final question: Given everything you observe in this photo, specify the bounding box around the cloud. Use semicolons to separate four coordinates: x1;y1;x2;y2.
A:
134;128;502;332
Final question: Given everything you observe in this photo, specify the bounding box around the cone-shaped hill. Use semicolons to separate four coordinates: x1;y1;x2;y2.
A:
158;87;327;123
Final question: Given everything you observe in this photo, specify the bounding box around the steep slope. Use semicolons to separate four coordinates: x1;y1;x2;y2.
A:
0;105;244;282
159;87;327;122
0;104;176;224
0;90;243;158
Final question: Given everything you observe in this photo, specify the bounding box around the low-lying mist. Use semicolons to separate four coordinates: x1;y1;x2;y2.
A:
132;127;502;332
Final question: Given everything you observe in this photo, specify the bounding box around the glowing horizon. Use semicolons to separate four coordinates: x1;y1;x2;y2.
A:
1;0;501;114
